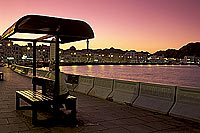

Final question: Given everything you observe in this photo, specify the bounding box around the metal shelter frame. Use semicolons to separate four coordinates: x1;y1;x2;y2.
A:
1;15;94;112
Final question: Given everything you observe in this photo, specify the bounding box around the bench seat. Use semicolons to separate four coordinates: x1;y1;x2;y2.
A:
16;89;77;125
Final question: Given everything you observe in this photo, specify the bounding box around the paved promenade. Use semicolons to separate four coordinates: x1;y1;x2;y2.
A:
0;66;200;133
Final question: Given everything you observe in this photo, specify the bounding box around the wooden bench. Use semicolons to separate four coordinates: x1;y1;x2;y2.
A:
16;76;77;125
0;72;3;81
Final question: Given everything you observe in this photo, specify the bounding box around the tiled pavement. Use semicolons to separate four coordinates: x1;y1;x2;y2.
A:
0;66;200;133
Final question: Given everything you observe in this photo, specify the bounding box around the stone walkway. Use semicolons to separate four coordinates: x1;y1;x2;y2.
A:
0;66;200;133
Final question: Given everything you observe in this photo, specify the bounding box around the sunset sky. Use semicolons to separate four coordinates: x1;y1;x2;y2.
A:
0;0;200;53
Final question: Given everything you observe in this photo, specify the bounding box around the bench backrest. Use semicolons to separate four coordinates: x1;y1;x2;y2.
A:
32;76;55;96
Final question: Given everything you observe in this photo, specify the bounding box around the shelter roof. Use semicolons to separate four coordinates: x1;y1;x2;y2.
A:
1;15;94;43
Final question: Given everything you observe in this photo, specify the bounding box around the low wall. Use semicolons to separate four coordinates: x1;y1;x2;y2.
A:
108;80;139;104
12;65;30;76
37;70;48;77
10;64;200;123
11;65;79;91
74;75;94;94
88;77;114;99
169;86;200;122
133;82;176;114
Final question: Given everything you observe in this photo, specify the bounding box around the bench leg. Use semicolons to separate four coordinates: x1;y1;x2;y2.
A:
16;95;20;110
71;99;76;121
32;104;37;125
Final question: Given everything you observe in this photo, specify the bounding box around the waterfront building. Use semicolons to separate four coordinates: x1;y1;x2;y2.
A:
0;40;14;62
183;56;195;64
37;44;50;61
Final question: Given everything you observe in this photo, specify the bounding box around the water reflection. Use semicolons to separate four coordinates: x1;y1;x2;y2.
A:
46;65;200;88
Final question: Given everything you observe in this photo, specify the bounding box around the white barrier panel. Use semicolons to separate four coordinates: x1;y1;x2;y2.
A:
88;77;113;99
169;86;200;122
108;80;139;104
133;82;176;114
74;75;94;94
37;70;48;77
27;68;33;78
14;65;26;75
45;71;68;95
59;72;70;94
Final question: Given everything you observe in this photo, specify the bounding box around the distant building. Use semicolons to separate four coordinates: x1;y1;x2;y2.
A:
183;56;195;64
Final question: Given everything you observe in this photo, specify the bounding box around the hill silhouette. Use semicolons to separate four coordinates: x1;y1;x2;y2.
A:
154;42;200;58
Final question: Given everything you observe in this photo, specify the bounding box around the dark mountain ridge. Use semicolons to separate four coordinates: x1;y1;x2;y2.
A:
154;42;200;58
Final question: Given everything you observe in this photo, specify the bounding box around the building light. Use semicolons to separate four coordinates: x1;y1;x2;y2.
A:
27;47;30;50
86;54;88;56
102;54;104;56
7;43;11;46
38;50;40;51
89;54;91;56
59;51;62;54
130;56;132;58
111;55;113;57
43;49;45;52
99;55;101;56
74;53;76;55
119;56;121;58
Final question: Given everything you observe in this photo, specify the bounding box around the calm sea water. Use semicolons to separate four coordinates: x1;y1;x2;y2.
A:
42;65;200;88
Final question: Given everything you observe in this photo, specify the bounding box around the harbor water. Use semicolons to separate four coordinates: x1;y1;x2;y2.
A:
41;65;200;88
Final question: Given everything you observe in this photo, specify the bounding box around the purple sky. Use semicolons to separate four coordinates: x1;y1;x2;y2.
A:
0;0;200;53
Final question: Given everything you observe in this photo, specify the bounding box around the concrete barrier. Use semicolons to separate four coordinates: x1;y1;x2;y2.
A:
74;75;94;94
10;64;16;71
27;68;33;78
169;86;200;122
108;80;140;104
88;77;114;99
133;82;176;114
37;70;48;77
13;65;27;75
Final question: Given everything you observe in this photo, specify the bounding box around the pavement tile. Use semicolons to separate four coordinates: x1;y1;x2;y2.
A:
144;121;176;131
0;104;9;109
78;124;107;133
0;118;8;125
50;126;79;133
136;115;164;123
0;123;29;133
20;128;51;133
99;121;119;129
156;126;200;133
161;118;189;127
95;127;131;133
110;117;145;126
0;112;18;118
123;124;157;133
7;117;25;124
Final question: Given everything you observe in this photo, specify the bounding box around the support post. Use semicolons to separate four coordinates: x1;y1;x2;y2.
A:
86;39;89;50
53;35;60;115
33;41;37;92
54;35;60;98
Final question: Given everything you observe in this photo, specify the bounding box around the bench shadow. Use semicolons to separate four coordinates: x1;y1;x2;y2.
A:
16;109;79;128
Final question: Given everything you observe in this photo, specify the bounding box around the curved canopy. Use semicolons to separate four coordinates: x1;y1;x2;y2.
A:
1;15;94;43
